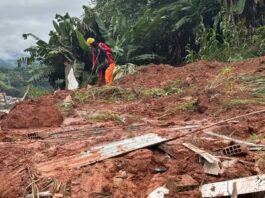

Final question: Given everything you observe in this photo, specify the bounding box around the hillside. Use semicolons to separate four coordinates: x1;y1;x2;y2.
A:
1;57;265;197
0;59;17;69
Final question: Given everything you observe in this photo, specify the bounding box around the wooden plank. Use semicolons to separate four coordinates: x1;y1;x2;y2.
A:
201;174;265;197
182;143;222;175
205;131;265;147
182;143;217;163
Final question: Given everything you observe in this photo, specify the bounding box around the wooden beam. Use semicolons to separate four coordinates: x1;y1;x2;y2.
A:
182;143;222;175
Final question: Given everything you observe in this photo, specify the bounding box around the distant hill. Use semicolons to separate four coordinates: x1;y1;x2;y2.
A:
0;59;17;68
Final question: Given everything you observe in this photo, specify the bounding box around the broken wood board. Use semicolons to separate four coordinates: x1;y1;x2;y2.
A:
201;174;265;197
37;133;170;173
26;191;52;198
205;131;265;147
183;143;222;175
166;175;199;193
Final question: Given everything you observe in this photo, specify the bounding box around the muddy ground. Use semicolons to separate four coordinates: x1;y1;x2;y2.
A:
1;56;265;197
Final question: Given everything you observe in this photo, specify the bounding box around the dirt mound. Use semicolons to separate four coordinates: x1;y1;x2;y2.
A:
118;61;226;89
1;96;63;129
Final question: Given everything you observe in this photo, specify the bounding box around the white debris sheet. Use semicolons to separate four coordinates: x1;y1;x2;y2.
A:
201;174;265;197
148;187;169;198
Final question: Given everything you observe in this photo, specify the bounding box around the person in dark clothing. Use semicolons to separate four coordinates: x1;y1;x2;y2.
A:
87;38;115;85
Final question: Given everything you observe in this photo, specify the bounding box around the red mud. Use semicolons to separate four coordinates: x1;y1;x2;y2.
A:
1;96;63;129
1;56;265;197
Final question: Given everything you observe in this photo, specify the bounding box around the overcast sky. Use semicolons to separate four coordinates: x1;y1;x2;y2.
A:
0;0;91;60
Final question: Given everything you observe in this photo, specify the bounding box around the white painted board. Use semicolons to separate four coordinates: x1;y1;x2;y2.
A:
201;174;265;197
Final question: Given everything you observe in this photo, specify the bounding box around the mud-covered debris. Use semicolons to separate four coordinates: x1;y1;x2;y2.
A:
166;175;199;193
222;159;238;168
26;191;52;198
53;193;64;198
183;143;222;175
154;167;168;173
148;186;169;198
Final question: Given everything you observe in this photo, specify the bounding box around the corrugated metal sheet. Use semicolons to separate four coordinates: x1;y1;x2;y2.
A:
80;133;168;162
37;133;169;172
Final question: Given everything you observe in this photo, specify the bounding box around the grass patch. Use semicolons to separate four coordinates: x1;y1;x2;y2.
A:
28;87;51;98
240;75;265;98
168;100;197;113
206;66;236;92
73;81;184;103
73;86;133;103
140;87;182;98
159;99;197;119
57;100;74;116
250;133;264;142
85;111;125;125
222;99;264;109
57;96;74;116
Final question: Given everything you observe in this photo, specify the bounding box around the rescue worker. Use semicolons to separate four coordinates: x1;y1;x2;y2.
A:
86;38;116;85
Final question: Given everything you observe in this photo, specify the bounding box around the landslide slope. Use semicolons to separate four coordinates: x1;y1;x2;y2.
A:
1;57;265;197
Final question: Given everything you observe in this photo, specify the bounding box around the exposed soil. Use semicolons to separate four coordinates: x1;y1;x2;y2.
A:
1;96;63;129
1;56;265;197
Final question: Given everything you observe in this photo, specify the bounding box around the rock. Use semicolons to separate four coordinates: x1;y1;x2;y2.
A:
256;158;265;172
222;159;238;168
196;96;208;114
113;177;124;186
63;95;72;103
116;170;127;178
184;75;196;85
53;193;64;198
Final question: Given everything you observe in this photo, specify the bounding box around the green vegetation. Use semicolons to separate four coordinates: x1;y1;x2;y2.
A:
0;67;23;96
186;17;265;62
250;133;264;142
160;99;198;118
57;99;74;116
222;99;264;109
28;87;51;98
73;82;183;104
206;66;236;92
84;111;125;124
0;66;51;97
140;86;183;98
168;100;197;113
18;0;265;89
73;86;132;103
240;75;265;98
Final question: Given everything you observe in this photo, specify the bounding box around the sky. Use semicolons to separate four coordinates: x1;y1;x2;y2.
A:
0;0;91;60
